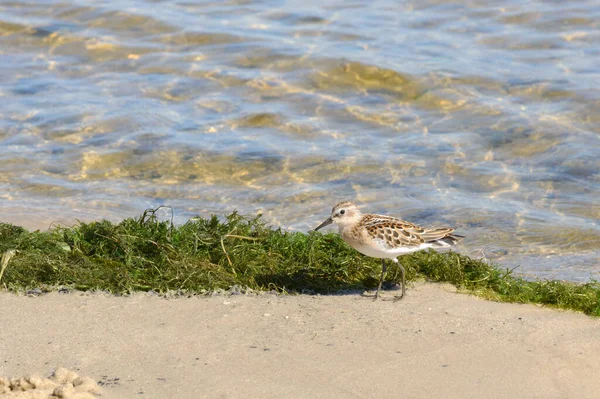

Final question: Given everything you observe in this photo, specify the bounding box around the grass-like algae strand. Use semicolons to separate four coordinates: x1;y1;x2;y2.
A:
0;208;598;316
0;249;17;284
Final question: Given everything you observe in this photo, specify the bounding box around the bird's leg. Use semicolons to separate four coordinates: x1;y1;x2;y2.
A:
392;258;406;301
375;258;387;300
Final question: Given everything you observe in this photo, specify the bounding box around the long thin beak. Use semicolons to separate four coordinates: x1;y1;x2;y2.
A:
314;217;333;231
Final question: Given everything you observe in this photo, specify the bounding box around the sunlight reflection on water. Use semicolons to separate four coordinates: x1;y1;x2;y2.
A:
0;0;599;281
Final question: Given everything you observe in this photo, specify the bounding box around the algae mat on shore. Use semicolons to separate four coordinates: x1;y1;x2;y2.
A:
0;208;598;316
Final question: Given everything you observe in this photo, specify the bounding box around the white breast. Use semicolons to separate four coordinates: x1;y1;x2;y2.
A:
350;239;434;259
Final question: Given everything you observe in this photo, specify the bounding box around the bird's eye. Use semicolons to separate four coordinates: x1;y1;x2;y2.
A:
340;209;345;215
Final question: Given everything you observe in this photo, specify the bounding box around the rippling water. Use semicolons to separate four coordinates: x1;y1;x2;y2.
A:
1;0;599;281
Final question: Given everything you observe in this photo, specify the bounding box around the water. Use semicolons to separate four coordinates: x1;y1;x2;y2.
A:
1;0;599;281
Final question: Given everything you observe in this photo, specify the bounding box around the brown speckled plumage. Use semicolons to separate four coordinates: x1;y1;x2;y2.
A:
358;214;458;249
314;201;463;300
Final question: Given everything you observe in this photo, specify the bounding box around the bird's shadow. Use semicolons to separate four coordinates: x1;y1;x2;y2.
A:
253;269;405;297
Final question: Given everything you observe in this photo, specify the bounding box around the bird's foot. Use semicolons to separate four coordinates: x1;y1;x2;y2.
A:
360;290;404;301
392;293;405;302
360;290;380;300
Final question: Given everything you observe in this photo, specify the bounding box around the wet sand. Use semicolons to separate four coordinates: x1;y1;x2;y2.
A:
1;283;599;398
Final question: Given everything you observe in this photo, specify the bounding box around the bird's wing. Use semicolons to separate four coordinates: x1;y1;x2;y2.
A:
419;227;456;242
361;214;456;248
360;214;426;248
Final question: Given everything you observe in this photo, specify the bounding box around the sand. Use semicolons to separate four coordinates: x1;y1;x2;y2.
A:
1;283;599;399
0;368;101;398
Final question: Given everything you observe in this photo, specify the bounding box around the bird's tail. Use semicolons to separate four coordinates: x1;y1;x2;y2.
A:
420;227;464;248
428;232;464;248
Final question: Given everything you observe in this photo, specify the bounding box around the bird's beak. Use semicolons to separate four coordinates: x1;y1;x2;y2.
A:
314;217;333;231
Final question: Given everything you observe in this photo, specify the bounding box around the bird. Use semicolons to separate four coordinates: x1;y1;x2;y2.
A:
314;201;463;300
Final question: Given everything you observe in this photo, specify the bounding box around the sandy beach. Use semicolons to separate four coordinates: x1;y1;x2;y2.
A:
1;283;599;398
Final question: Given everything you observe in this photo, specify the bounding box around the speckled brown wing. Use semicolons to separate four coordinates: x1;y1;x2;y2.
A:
358;214;427;249
419;227;456;242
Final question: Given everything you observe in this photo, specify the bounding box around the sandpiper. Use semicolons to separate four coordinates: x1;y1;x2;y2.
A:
314;201;462;300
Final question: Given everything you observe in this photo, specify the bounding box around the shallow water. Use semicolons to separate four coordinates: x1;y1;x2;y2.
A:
1;0;599;281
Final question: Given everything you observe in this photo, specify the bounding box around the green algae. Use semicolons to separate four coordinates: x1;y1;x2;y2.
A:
0;208;598;316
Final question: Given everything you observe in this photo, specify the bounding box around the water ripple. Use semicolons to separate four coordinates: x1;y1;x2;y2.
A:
0;0;599;281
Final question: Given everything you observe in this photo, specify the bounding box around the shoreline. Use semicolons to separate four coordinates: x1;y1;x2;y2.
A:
1;282;599;398
2;213;599;316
